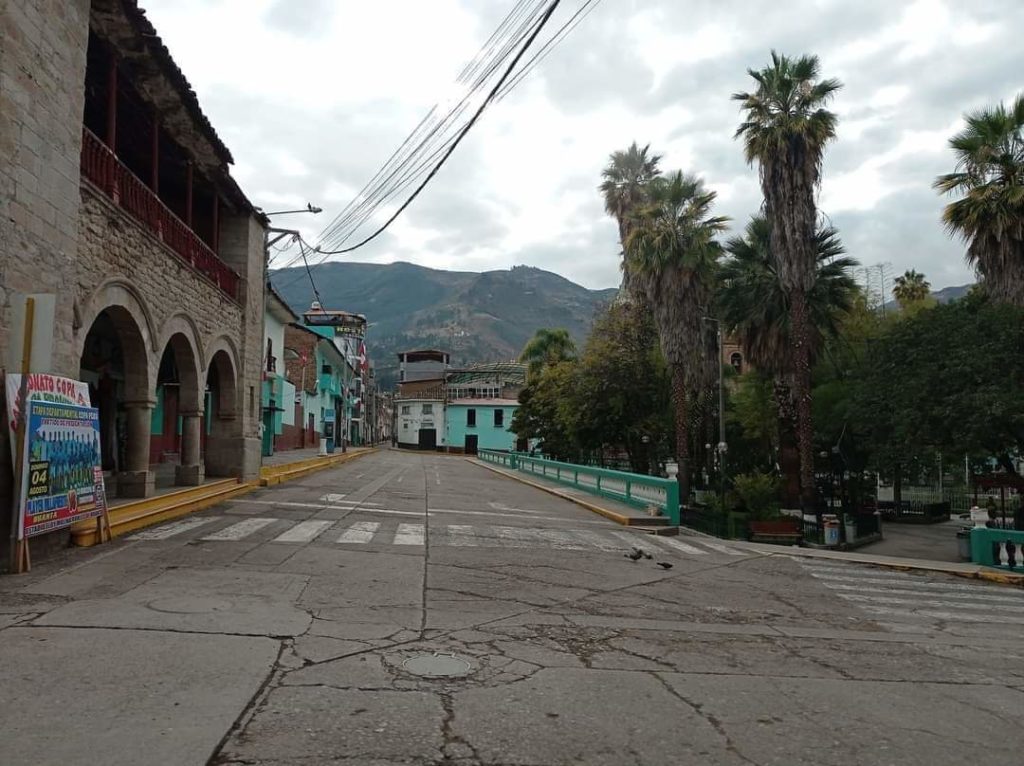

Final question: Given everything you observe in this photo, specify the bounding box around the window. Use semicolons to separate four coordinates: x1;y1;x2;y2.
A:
422;404;433;415
401;405;411;415
493;409;504;428
467;408;476;427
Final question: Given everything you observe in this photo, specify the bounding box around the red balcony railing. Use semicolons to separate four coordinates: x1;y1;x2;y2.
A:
80;128;240;300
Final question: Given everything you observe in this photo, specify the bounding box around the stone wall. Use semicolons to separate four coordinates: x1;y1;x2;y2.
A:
0;0;91;567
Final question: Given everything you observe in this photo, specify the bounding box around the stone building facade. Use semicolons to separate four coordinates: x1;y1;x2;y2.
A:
1;0;265;558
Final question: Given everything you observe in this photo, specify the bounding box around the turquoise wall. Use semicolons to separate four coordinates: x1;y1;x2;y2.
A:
447;404;519;452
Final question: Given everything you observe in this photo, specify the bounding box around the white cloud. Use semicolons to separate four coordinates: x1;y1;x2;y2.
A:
142;0;1024;291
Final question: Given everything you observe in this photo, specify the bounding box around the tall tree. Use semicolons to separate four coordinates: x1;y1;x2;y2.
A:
935;94;1024;305
626;171;728;504
599;142;663;301
892;269;931;308
733;51;842;507
519;328;576;379
718;215;859;504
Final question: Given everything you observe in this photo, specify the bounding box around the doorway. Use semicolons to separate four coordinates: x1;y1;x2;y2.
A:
464;434;479;455
418;428;437;450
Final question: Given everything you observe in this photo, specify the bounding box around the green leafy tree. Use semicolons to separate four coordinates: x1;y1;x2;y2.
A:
734;51;842;507
626;171;729;503
599;142;663;301
718;214;858;504
852;297;1024;476
518;328;577;380
935;94;1024;305
892;269;932;309
511;362;579;461
571;301;671;473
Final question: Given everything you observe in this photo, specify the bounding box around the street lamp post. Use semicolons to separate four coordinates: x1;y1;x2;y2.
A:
703;317;727;510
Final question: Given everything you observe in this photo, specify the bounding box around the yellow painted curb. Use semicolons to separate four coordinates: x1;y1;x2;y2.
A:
258;448;375;487
469;459;655;527
71;479;254;547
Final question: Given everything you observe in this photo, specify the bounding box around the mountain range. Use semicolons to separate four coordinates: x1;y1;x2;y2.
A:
270;262;618;389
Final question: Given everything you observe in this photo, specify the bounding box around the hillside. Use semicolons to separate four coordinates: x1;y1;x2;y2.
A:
270;262;618;388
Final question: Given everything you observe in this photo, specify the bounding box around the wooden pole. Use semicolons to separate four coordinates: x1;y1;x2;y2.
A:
105;56;117;150
150;115;160;192
11;297;35;574
185;162;193;227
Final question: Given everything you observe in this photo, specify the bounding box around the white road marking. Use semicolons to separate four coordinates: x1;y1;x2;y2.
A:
394;523;426;546
133;517;215;540
695;540;747;556
802;567;1024;597
446;524;480;547
837;593;1024;614
428;508;607;524
201;517;276;541
320;493;346;503
817;581;1024;605
272;520;334;543
244;499;383;509
337;521;380;544
570;530;622;551
608;530;647;546
397;475;404;483
491;526;585;550
862;605;1024;626
653;537;709;555
488;502;544;515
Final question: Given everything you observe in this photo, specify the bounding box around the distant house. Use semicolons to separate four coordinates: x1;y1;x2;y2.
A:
445;363;526;455
394;351;526;453
262;286;300;457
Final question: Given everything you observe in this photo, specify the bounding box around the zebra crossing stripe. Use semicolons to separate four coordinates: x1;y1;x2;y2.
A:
818;581;1024;605
570;530;622;551
133;517;215;540
837;593;1024;614
696;540;746;556
337;521;380;544
654;537;709;555
272;520;334;543
446;525;479;547
803;567;1024;598
201;518;276;541
862;605;1024;626
393;523;425;546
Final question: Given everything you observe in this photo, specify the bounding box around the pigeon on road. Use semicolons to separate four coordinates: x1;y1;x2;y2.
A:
656;561;673;570
624;549;643;561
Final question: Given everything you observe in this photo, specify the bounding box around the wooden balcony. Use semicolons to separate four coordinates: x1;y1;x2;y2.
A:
80;127;240;300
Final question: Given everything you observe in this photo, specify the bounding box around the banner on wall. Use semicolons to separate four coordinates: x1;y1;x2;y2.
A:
5;373;92;464
17;400;107;539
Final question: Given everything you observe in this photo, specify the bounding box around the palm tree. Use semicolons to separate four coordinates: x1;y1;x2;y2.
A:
733;51;842;507
626;171;729;505
934;94;1024;305
718;215;859;504
892;269;932;308
599;142;663;301
519;328;576;379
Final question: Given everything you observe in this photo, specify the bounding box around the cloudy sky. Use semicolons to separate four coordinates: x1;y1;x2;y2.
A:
144;0;1023;292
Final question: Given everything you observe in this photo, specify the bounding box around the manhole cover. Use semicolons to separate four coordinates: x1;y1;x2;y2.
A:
402;652;473;677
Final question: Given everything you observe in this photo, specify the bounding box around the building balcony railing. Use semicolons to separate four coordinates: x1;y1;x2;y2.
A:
80;128;240;301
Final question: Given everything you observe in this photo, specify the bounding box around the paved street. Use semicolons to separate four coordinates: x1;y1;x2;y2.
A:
2;449;1023;765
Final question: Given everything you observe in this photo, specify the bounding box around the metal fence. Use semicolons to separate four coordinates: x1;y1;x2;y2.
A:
478;450;680;524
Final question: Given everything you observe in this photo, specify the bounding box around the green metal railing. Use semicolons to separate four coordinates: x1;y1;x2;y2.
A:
970;527;1024;570
478;450;680;524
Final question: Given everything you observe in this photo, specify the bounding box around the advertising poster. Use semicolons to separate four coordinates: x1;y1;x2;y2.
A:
18;400;106;539
5;373;92;469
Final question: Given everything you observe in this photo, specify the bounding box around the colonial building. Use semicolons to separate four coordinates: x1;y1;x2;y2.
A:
395;350;449;450
262;286;299;457
1;1;265;544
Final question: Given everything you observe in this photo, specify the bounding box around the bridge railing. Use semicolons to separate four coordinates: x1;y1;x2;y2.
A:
970;527;1024;571
478;450;680;525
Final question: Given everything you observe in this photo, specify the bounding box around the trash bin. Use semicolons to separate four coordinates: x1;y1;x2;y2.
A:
956;527;972;561
318;438;328;457
823;516;841;547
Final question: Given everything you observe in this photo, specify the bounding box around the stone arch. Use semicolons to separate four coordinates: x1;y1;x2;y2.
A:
157;313;206;375
78;300;154;497
204;336;243;478
75;279;159;362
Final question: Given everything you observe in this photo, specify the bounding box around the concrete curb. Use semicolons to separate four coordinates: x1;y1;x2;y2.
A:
726;539;1024;587
259;448;376;486
468;459;658;527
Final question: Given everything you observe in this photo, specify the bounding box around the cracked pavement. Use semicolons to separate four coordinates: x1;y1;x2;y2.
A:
2;449;1023;765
